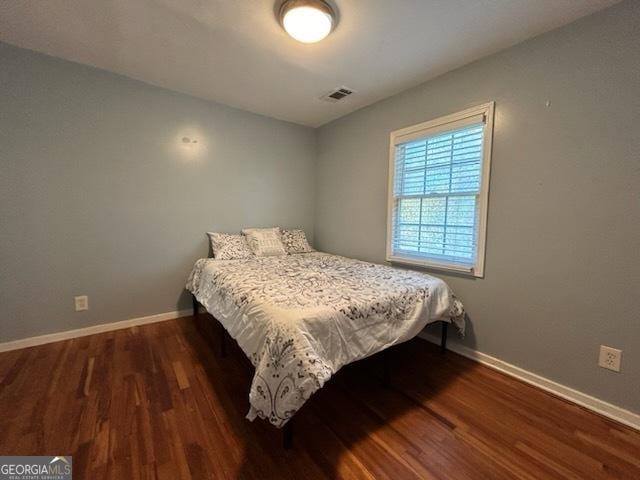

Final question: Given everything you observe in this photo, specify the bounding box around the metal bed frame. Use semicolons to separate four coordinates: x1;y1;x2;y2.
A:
192;294;449;449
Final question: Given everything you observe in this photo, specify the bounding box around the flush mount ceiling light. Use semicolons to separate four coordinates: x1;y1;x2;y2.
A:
279;0;336;44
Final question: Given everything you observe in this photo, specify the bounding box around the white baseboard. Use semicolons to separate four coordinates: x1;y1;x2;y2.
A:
0;308;196;353
418;331;640;432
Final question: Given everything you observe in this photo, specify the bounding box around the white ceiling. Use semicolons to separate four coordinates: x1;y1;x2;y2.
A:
0;0;619;127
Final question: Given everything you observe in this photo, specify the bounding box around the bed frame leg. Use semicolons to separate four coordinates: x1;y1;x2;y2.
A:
441;321;448;354
283;420;293;449
192;294;199;317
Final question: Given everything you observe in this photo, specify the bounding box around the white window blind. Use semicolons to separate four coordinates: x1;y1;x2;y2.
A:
387;103;494;276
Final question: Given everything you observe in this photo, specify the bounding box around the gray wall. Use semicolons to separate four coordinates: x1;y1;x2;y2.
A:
315;0;639;413
0;42;316;342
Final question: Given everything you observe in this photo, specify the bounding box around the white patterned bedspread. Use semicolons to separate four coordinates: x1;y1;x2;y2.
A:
186;252;465;427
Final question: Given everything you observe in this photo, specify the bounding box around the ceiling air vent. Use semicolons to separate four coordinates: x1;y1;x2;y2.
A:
321;86;355;102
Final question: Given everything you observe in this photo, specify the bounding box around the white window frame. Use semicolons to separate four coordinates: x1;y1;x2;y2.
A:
386;102;495;277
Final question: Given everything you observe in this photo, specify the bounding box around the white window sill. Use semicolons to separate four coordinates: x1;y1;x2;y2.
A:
386;254;482;278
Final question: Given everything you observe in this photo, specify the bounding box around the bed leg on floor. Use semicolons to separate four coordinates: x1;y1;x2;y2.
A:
192;294;199;317
219;323;227;358
441;321;448;354
283;420;293;449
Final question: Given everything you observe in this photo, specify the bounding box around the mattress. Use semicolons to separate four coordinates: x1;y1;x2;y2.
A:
186;252;465;427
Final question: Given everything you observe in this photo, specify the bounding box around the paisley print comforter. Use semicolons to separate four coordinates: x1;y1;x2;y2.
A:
186;252;465;427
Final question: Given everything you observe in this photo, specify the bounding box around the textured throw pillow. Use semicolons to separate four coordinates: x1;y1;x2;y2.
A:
242;227;287;257
207;232;254;260
281;229;314;254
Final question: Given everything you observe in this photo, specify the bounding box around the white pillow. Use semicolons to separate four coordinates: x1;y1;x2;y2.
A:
207;232;254;260
242;227;287;257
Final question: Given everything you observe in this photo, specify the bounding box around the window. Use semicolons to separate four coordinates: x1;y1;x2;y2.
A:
386;102;494;277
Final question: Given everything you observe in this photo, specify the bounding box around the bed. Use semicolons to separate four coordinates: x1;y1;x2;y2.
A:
186;251;465;447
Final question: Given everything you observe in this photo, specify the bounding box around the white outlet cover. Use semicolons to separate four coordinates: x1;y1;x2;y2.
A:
598;345;622;372
74;295;89;311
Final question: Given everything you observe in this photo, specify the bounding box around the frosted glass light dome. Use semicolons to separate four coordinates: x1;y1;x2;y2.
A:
280;0;335;44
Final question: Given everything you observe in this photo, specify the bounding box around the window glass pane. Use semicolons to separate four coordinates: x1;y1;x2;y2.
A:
444;225;475;260
419;225;445;255
446;196;476;226
451;161;481;192
425;165;451;193
395;224;419;252
397;198;421;224
403;168;426;195
420;197;446;225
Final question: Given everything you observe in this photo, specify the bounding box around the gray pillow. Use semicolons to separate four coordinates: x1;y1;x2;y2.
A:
207;232;254;260
281;229;314;254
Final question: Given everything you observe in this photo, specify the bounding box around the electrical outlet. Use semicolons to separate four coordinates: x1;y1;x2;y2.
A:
598;345;622;372
74;295;89;312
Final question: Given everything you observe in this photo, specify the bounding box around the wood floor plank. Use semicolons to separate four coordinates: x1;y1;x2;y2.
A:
0;314;637;480
172;361;190;390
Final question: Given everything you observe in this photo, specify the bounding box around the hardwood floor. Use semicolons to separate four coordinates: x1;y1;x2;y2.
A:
1;315;638;479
